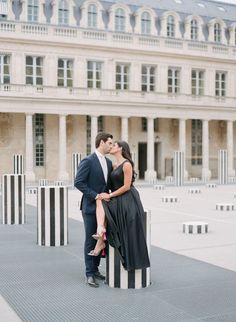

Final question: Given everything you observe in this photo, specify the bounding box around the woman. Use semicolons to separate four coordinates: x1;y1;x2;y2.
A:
88;141;150;271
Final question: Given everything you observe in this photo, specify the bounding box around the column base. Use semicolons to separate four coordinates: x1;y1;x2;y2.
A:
144;169;157;181
228;169;236;177
25;171;35;182
201;168;212;181
57;171;69;181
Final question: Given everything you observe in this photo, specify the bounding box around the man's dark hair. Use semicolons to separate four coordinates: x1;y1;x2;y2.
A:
95;132;113;148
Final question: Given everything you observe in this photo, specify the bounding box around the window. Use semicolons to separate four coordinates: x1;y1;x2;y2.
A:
88;4;97;28
167;15;175;37
0;0;7;20
168;68;180;94
116;64;129;90
87;61;102;89
141;11;151;35
26;56;43;86
192;120;202;165
191;19;198;40
141;117;158;132
214;23;221;43
115;8;125;32
34;114;44;167
98;116;103;132
192;70;204;96
141;65;155;92
28;0;39;22
59;0;69;25
0;54;10;84
57;59;73;87
86;116;91;155
215;72;226;97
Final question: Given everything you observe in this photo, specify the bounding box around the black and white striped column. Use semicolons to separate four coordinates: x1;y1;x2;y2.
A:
54;181;64;186
174;151;184;186
37;186;68;246
72;153;82;186
39;179;49;186
106;210;151;289
13;154;24;174
2;174;25;225
218;150;228;184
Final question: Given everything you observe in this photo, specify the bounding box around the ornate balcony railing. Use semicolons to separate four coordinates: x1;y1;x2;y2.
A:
0;84;235;108
0;21;236;60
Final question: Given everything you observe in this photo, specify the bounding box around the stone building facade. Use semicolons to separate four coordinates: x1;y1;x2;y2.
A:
0;0;236;182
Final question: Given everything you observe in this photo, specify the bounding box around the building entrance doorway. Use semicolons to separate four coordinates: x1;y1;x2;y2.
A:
138;142;160;179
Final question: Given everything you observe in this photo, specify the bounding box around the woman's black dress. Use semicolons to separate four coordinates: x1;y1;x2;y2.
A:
102;161;150;271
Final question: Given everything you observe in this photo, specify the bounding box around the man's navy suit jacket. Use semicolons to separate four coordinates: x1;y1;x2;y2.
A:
74;153;113;215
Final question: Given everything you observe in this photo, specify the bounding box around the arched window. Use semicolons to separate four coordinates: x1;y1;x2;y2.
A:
28;0;39;22
59;0;69;25
214;23;221;42
191;19;198;40
141;11;151;35
167;15;175;37
115;8;125;32
88;4;97;28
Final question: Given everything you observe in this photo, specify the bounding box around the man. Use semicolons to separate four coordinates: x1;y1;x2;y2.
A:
74;132;113;288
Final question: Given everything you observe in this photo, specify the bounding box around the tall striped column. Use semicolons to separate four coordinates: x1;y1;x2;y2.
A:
174;151;184;186
13;154;24;174
72;153;82;186
218;150;228;184
106;210;151;289
2;174;25;225
37;186;68;246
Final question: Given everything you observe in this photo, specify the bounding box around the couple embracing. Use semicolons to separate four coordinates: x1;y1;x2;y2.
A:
74;132;150;288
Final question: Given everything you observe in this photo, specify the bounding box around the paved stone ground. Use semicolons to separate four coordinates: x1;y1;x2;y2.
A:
1;184;236;321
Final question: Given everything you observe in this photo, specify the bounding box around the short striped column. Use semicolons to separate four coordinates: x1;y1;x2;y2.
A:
206;183;217;188
165;176;174;183
72;153;82;186
190;177;199;183
27;188;37;194
216;203;234;211
37;186;68;246
54;181;64;186
13;154;24;174
106;210;151;289
2;174;25;225
39;179;49;186
174;151;184;186
162;196;178;203
183;222;208;234
228;177;236;183
188;188;201;194
218;150;228;184
153;184;165;190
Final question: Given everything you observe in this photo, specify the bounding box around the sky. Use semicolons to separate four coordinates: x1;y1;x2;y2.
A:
213;0;236;3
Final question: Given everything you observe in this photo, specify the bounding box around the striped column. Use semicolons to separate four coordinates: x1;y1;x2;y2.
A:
218;150;228;184
174;151;184;186
2;174;25;225
37;186;68;246
39;179;49;186
13;154;24;174
106;210;151;289
54;181;64;186
72;153;82;186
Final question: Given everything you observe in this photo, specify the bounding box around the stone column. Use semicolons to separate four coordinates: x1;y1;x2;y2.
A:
179;118;188;179
58;114;69;181
91;116;98;152
202;119;211;180
121;117;129;142
227;120;235;177
145;117;157;180
25;113;35;182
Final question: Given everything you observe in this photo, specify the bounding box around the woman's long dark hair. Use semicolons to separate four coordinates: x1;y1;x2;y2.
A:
116;140;137;183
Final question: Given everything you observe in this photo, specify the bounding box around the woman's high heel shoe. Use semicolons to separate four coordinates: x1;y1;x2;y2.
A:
92;226;106;240
88;242;105;257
